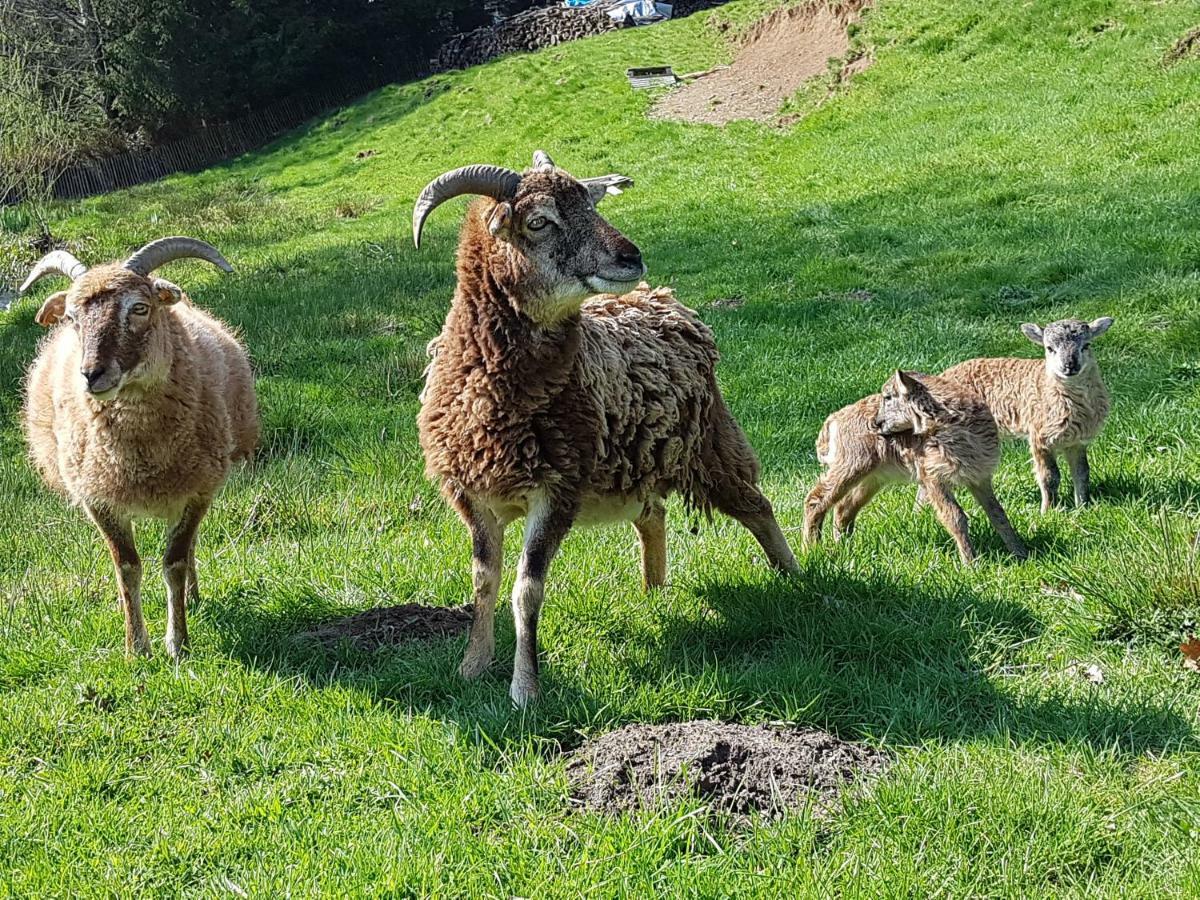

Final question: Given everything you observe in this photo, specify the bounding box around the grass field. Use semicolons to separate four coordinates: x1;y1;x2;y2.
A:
3;0;1200;894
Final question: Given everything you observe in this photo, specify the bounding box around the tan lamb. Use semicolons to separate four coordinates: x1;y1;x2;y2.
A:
20;238;258;659
412;151;799;706
804;370;1027;565
942;317;1112;513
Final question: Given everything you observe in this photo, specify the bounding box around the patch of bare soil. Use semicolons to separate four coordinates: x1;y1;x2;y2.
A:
297;603;472;652
1165;26;1200;66
652;2;868;126
564;720;889;818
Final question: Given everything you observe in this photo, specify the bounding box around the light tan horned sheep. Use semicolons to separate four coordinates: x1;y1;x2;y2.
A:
412;150;799;706
20;238;258;659
804;371;1027;565
941;317;1113;513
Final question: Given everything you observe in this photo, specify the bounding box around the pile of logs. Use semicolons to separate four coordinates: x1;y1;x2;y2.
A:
433;3;625;71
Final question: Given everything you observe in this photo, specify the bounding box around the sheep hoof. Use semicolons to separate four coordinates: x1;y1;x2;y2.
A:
458;648;494;680
165;637;189;661
509;674;540;708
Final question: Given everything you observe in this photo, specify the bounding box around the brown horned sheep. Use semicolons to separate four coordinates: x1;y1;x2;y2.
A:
20;238;258;659
942;317;1112;513
413;150;799;706
804;370;1027;565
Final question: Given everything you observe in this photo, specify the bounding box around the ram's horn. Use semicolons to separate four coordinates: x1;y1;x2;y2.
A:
19;250;89;293
412;164;522;249
124;236;233;276
532;150;555;170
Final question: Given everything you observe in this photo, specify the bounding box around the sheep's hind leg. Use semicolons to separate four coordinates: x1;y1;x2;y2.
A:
1063;445;1090;508
717;485;799;575
456;498;505;681
163;499;210;660
967;480;1028;561
510;496;575;707
833;477;883;540
804;466;868;549
86;503;150;657
634;500;667;589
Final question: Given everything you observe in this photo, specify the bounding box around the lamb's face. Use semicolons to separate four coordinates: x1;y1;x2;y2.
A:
1021;317;1113;380
41;266;182;401
488;170;645;324
875;371;939;436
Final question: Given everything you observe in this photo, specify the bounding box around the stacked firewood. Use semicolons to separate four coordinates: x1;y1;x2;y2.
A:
433;4;623;71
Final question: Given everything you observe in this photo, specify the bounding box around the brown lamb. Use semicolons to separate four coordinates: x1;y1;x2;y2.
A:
413;150;798;706
941;317;1113;513
20;238;258;659
804;370;1027;565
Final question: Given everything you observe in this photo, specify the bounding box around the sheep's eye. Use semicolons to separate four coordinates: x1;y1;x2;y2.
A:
527;216;549;231
131;303;150;316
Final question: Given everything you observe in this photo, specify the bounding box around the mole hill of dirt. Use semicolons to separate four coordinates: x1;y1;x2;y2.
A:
652;1;870;126
565;720;889;818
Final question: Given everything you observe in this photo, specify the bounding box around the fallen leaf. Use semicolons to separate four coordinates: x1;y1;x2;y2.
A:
1181;637;1200;673
1064;660;1105;684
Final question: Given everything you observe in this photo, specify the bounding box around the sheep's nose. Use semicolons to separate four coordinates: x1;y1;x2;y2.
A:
81;367;108;391
616;243;644;271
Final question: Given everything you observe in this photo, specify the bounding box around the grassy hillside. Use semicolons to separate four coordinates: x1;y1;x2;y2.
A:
2;0;1200;894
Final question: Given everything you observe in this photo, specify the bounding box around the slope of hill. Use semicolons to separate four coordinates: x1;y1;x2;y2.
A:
1;0;1199;894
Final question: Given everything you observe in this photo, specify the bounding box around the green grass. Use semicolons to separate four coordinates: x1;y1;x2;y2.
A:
3;0;1200;894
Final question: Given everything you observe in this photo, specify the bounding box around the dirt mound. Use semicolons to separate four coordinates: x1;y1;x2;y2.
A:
565;720;888;818
652;2;867;126
1165;26;1200;66
297;603;472;652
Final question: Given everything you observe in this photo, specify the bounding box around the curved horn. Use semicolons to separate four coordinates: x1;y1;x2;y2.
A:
412;164;522;249
19;250;88;294
532;149;554;170
123;236;233;276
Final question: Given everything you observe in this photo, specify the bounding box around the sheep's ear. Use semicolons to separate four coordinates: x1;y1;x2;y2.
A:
582;174;634;206
896;370;922;395
1020;323;1044;345
487;202;513;242
151;278;184;305
34;291;68;327
1088;316;1113;338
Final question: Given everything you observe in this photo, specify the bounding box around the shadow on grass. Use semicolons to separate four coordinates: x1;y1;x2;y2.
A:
207;557;1194;757
1091;472;1200;510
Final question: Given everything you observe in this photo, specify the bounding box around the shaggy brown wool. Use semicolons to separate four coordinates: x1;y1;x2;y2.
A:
417;179;797;706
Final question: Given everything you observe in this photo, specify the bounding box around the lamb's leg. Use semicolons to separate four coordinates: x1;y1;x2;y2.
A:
1063;445;1090;507
85;503;150;657
804;467;867;548
163;499;210;660
510;496;575;707
634;500;667;589
457;500;505;680
1031;444;1060;514
921;479;975;565
967;480;1028;561
833;476;883;540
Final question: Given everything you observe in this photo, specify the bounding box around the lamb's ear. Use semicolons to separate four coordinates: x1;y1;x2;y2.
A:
486;201;514;241
34;291;68;327
1088;316;1113;338
151;278;184;305
896;370;923;395
1020;323;1044;345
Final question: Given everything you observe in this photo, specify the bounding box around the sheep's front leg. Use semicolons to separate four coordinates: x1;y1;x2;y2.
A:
510;496;575;707
1031;444;1060;514
163;498;210;660
967;480;1028;561
85;503;150;657
457;499;505;680
921;479;975;565
1063;445;1090;507
634;501;667;589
